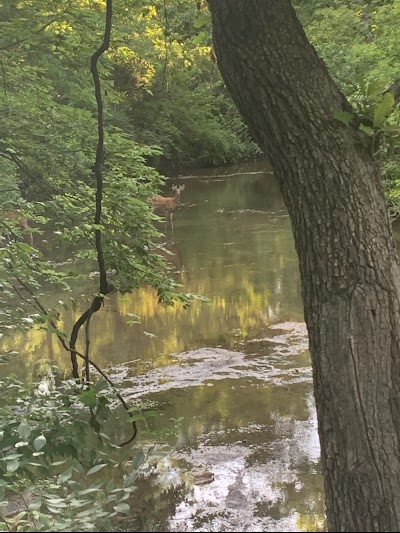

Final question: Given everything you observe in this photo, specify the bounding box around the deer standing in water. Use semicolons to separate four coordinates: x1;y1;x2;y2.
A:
1;210;33;246
151;184;185;230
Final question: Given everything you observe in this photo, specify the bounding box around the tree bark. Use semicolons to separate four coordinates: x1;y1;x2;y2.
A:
208;1;400;531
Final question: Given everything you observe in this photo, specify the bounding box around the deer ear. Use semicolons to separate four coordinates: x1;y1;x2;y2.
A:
181;184;186;190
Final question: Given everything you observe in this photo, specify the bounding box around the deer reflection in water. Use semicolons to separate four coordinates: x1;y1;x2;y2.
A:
154;239;186;274
151;184;185;231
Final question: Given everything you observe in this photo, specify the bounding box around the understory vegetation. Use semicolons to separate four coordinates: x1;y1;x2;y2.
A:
295;0;400;216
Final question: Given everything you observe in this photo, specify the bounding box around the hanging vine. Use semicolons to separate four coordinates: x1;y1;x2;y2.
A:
66;0;137;446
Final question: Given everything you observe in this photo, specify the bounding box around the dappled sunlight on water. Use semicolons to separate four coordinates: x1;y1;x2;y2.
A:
110;322;311;400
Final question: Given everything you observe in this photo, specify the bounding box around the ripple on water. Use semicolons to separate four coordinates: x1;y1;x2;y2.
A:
115;322;324;532
127;413;323;532
110;322;311;401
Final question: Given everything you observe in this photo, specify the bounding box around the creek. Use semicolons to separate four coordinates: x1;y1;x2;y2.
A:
2;160;325;531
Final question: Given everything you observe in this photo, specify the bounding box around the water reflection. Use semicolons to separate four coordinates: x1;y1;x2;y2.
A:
2;161;303;377
1;161;326;531
114;319;324;532
154;239;187;274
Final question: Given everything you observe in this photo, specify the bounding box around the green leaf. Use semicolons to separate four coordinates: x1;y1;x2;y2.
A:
87;463;108;475
16;242;34;253
131;449;145;471
93;380;108;393
6;459;20;473
51;459;68;466
113;503;130;514
359;123;374;136
194;15;211;28
193;32;206;45
373;93;394;128
33;434;46;451
79;389;97;408
76;509;96;517
17;421;31;440
44;497;66;505
90;414;101;432
79;488;102;495
15;441;29;448
73;463;85;474
28;499;42;512
143;410;157;418
128;413;145;422
333;109;353;125
58;466;73;482
2;454;23;460
366;79;387;101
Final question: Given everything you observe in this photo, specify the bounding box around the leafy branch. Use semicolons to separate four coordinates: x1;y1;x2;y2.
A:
0;4;73;51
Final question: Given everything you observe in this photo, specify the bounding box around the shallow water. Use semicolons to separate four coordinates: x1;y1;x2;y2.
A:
2;160;326;531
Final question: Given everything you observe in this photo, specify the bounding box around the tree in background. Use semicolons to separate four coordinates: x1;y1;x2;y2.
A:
111;0;258;171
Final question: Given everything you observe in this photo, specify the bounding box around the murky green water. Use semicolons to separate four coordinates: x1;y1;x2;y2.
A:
2;161;325;531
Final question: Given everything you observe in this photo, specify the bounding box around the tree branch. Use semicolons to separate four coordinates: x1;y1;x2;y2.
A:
10;273;137;447
69;0;113;377
0;5;72;52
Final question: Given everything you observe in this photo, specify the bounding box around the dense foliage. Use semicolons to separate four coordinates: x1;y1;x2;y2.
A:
294;0;400;216
118;0;258;170
0;0;220;339
0;369;157;531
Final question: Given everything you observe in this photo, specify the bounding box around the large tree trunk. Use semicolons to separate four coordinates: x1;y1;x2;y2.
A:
208;1;400;531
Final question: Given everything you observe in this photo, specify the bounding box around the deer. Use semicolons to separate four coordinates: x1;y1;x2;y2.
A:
1;210;33;246
151;184;185;230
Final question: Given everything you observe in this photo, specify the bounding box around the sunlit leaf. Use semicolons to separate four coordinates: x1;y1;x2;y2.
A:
194;15;211;28
373;93;394;128
33;435;46;451
17;421;31;440
87;464;108;475
113;503;130;514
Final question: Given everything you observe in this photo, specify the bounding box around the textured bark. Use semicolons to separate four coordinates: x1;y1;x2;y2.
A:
208;1;400;531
